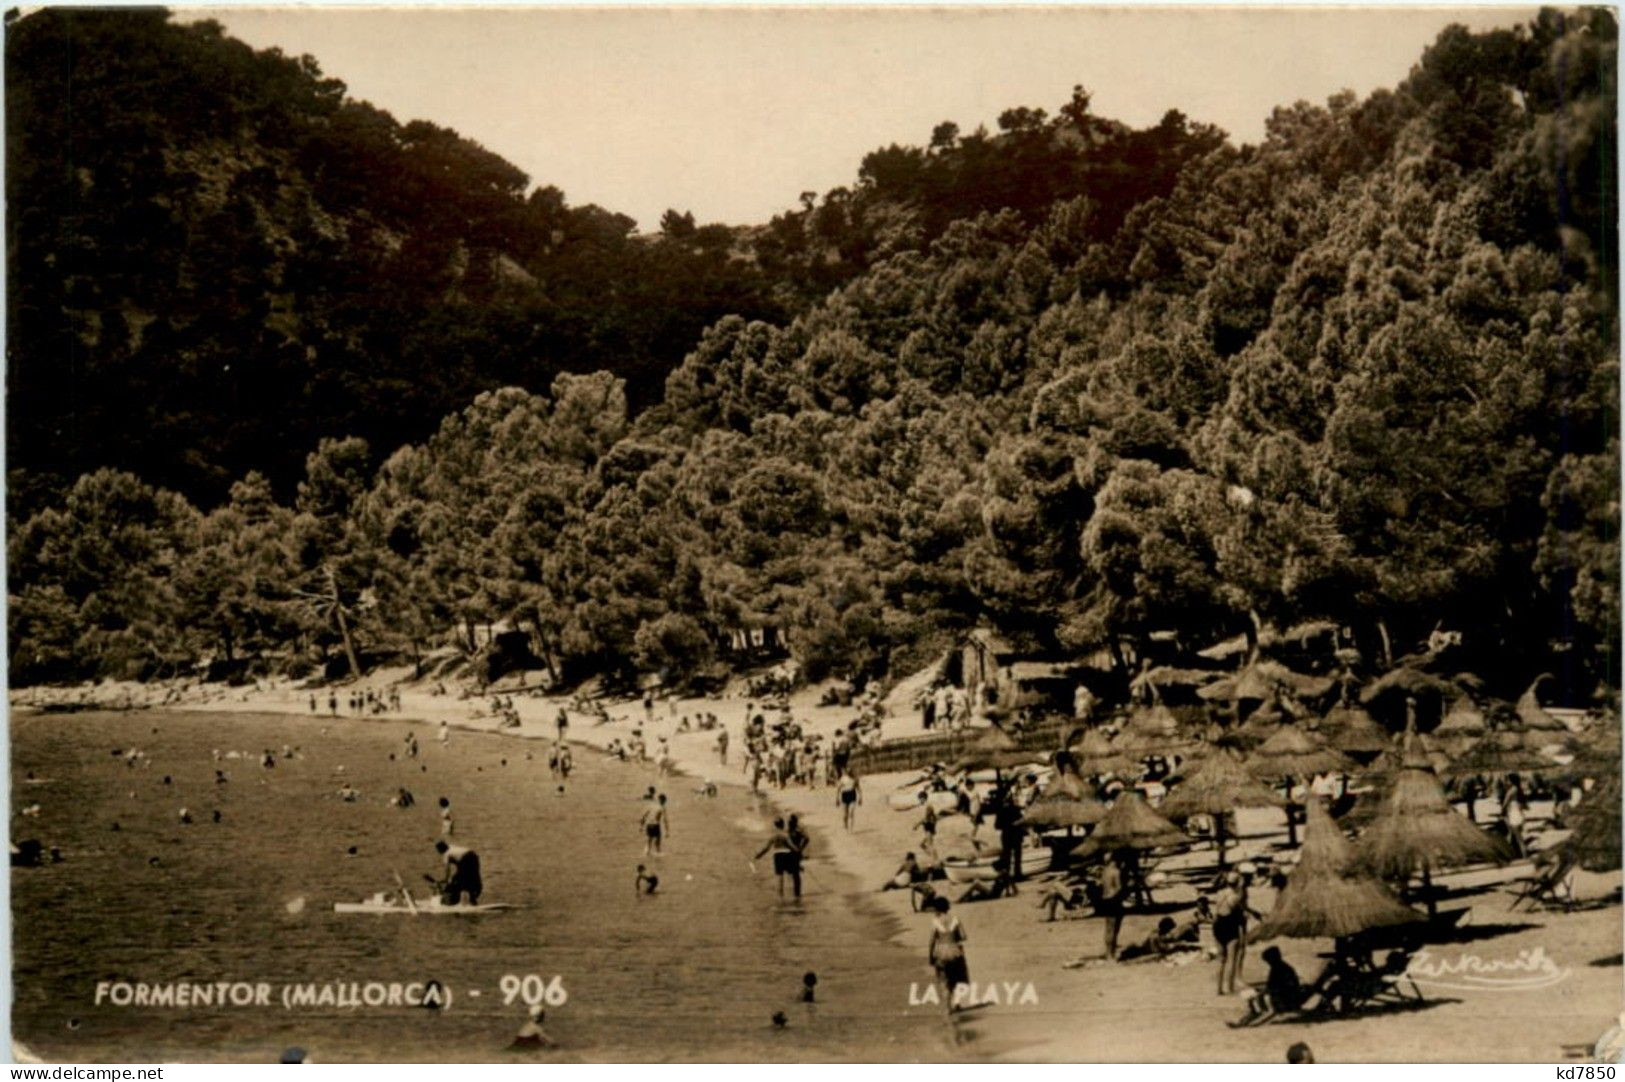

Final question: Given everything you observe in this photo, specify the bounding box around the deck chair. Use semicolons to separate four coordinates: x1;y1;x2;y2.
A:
1507;851;1577;912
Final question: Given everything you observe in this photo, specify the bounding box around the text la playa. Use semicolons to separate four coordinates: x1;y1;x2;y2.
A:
909;981;1038;1007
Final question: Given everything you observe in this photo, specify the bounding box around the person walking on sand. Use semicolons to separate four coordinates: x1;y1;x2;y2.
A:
641;794;669;856
328;692;338;717
928;896;969;1012
438;720;450;747
836;769;862;831
716;727;729;766
1097;850;1127;961
556;708;569;742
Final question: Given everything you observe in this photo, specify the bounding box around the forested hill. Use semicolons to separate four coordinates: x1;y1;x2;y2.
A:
5;7;779;510
8;10;1620;709
5;8;1222;515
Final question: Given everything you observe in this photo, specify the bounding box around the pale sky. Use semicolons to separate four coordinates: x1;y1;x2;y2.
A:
186;6;1539;231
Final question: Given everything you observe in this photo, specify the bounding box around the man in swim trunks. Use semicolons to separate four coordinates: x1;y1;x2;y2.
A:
753;817;800;899
641;794;669;855
434;840;482;905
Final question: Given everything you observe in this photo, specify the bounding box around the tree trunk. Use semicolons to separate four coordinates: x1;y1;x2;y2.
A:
1376;618;1393;671
1245;609;1264;665
1215;812;1229;868
332;598;360;679
1421;863;1437;919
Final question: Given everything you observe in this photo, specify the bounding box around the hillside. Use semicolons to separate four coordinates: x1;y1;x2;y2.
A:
8;9;1619;708
6;9;1232;515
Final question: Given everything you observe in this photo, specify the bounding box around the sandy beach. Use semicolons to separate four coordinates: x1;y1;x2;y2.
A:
14;673;1624;1062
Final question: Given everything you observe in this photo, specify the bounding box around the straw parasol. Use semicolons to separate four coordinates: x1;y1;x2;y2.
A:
1199;660;1337;705
1159;747;1281;867
1361;666;1458;706
1432;696;1489;755
1353;764;1507;917
1022;792;1111;829
953;724;1041;773
1316;704;1391;757
1075;790;1188;858
1562;774;1622;873
1515;674;1567;732
1253;798;1424;942
1564;718;1623;782
1069;728;1136;776
1248;725;1357;846
1248;724;1357;780
1445;729;1570;778
1114;704;1197;756
1131;666;1221;702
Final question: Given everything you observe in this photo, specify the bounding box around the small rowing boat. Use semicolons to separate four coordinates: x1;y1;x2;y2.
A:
334;892;515;915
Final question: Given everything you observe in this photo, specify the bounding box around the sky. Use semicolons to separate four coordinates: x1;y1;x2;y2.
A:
190;5;1541;232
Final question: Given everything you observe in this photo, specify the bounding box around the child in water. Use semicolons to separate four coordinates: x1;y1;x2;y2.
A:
635;864;659;895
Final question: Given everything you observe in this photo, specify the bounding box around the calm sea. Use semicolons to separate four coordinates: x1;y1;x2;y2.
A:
11;710;957;1062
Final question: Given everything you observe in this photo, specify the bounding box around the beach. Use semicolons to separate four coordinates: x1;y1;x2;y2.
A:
12;675;1625;1062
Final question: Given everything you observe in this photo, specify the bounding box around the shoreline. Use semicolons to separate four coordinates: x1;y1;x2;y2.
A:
12;675;1625;1061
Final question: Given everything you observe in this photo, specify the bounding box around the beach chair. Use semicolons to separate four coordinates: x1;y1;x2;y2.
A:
1507;851;1576;913
1324;950;1425;1015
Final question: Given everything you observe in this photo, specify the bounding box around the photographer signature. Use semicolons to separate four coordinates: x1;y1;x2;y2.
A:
1407;946;1570;992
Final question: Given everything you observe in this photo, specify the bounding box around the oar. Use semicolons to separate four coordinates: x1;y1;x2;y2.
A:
393;869;419;915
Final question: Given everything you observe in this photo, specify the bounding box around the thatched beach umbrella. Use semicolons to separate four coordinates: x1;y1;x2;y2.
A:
1159;747;1281;867
1069;728;1136;776
1247;724;1357;846
1564;718;1623;783
953;724;1041;773
1114;703;1197;756
1515;674;1567;732
1132;666;1220;694
1353;763;1507;917
1199;660;1336;706
1316;704;1390;758
1253;799;1424;942
1445;729;1570;778
1432;697;1490;755
1076;790;1188;859
1562;774;1622;873
1022;793;1111;830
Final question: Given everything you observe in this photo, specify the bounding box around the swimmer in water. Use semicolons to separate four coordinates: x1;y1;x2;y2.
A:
635;864;659;895
510;1004;557;1049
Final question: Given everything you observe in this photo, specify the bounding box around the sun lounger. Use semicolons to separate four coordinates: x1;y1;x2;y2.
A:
1506;852;1576;912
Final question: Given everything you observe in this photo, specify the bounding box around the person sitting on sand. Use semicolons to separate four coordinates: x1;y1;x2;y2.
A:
434;840;482;906
635;864;659;895
956;869;1018;904
1231;946;1306;1026
509;1004;558;1050
1036;882;1090;921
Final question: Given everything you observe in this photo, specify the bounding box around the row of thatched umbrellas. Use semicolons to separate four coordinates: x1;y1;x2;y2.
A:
946;667;1619;950
974;699;1620;925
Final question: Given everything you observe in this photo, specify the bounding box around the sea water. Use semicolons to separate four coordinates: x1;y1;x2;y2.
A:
11;710;955;1062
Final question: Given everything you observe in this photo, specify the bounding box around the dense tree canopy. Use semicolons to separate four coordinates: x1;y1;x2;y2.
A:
9;9;1618;708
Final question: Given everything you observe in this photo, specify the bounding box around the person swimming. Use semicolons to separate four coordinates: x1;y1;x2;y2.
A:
635;864;659;895
509;1004;557;1050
